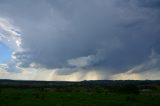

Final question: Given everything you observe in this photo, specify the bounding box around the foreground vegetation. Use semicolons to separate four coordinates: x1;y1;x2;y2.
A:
0;80;160;106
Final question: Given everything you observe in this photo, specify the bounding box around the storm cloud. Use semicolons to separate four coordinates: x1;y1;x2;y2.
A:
0;0;160;80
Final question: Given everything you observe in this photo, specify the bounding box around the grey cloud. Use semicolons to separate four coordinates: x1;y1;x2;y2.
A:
0;0;160;76
127;50;160;74
136;0;160;9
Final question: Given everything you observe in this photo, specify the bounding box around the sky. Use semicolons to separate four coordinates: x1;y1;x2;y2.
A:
0;43;11;63
0;0;160;81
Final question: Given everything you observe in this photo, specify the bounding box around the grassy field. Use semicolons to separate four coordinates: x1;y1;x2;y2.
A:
0;88;160;106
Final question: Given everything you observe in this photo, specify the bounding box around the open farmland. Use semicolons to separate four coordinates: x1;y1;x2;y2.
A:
0;80;160;106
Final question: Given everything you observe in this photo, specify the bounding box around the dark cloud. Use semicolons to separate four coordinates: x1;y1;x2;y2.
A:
0;0;160;75
136;0;160;9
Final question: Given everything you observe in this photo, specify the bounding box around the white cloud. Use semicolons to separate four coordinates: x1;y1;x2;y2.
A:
0;17;22;50
0;17;24;73
67;55;95;68
0;64;11;78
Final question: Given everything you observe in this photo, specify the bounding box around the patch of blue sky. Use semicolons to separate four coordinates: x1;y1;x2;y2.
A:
0;43;12;63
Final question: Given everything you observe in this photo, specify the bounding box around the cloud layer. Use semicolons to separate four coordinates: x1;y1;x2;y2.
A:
0;0;160;80
0;18;21;50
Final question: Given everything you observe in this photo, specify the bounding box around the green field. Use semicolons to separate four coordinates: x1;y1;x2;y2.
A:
0;88;160;106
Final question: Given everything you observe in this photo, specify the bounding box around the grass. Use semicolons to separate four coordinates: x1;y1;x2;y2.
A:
0;88;160;106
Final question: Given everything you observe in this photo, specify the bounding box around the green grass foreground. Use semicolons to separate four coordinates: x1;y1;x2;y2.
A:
0;88;160;106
